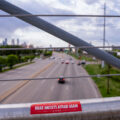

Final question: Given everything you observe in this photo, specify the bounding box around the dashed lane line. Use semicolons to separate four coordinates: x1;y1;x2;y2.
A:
0;62;54;103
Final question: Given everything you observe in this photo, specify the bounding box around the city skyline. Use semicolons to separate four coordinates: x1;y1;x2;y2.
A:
0;0;120;47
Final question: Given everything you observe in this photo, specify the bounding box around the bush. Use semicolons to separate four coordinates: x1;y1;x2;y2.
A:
0;56;7;72
43;51;53;56
38;50;43;55
29;55;35;62
20;57;26;63
24;56;30;62
7;55;18;69
23;56;35;62
100;64;112;74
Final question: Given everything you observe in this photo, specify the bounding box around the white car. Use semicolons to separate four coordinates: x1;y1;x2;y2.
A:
71;61;74;64
61;60;64;64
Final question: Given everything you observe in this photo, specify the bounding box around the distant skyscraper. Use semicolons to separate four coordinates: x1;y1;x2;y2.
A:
4;38;8;45
2;40;5;45
17;38;19;45
11;39;15;45
29;44;34;48
2;38;8;46
22;42;27;48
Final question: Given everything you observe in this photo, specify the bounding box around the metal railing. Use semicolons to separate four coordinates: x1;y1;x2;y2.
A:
1;14;120;17
0;97;120;120
0;45;120;50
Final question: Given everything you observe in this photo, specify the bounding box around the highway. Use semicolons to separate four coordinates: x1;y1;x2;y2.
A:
0;52;101;104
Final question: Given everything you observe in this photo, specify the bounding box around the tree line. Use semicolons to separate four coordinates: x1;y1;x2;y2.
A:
0;45;53;72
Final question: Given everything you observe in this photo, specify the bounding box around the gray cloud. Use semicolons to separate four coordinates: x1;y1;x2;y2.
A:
0;0;120;47
59;0;75;6
84;0;99;4
0;0;74;38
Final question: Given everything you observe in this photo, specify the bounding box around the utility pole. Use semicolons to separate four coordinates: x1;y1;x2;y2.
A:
102;3;106;68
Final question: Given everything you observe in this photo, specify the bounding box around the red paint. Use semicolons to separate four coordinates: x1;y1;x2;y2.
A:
31;101;82;114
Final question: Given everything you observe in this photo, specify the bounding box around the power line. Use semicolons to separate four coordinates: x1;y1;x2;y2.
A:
0;14;120;17
0;74;120;82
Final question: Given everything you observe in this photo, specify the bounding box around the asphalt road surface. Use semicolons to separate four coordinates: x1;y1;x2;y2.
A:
0;52;101;104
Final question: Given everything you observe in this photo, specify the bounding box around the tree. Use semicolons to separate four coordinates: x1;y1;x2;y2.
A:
24;56;30;62
0;56;7;72
43;51;52;56
7;55;18;69
29;55;35;62
78;48;82;54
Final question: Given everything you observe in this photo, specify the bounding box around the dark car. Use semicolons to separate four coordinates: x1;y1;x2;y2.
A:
81;60;86;65
77;60;86;65
65;60;69;64
58;77;65;83
77;61;81;65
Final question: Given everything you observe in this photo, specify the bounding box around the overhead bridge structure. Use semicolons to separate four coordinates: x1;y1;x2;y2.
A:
0;97;120;120
0;0;120;69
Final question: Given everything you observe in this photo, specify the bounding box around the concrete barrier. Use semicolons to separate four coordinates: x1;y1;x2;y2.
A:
0;97;120;120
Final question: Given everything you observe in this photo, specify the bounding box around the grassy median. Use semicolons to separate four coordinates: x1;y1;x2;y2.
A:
69;53;97;61
84;64;120;97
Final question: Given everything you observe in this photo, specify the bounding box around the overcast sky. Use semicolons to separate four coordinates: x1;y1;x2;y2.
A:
0;0;120;47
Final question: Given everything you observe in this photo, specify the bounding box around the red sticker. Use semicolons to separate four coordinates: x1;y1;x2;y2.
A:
31;101;82;114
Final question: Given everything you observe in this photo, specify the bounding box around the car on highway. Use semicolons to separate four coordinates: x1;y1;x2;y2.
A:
50;56;55;59
71;61;74;64
77;61;81;65
81;60;86;65
77;60;86;65
53;57;55;59
58;77;65;83
61;60;64;64
65;60;69;64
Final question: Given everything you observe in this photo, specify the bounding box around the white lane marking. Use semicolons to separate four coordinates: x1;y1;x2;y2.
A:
1;82;7;86
65;86;69;91
50;85;55;91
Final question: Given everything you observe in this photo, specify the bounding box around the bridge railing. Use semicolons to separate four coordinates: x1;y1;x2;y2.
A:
0;97;120;120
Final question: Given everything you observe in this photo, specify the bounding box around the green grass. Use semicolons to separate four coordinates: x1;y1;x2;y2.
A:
84;64;120;97
0;62;34;73
69;53;79;59
81;55;95;61
69;53;97;61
